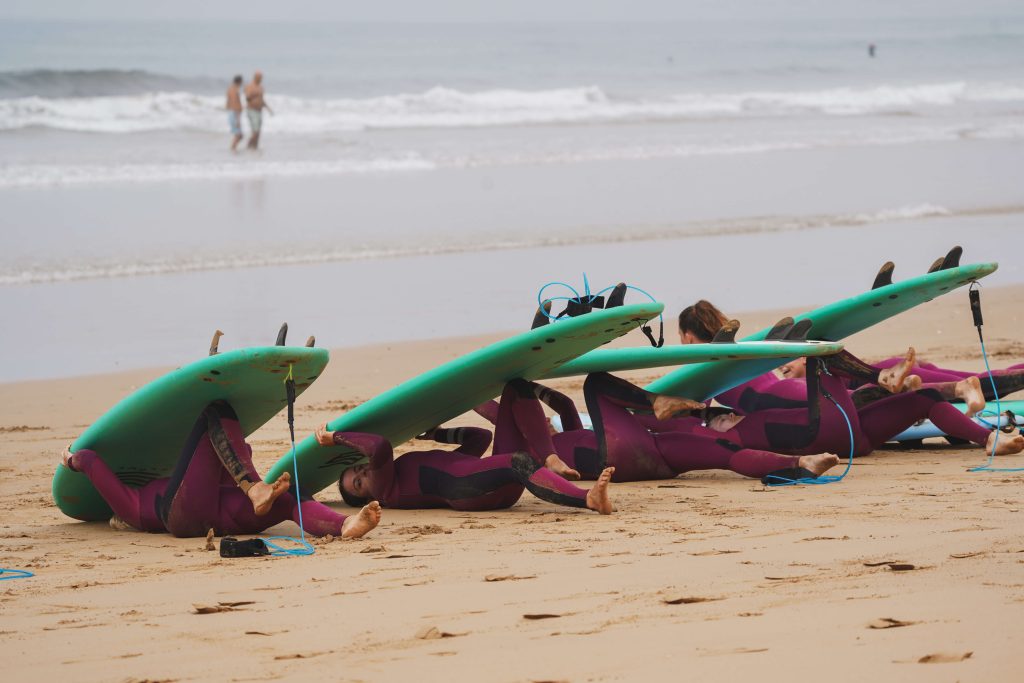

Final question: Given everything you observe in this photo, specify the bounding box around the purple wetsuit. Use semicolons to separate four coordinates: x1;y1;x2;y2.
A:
715;354;1024;415
484;377;803;483
331;414;592;511
703;357;993;456
66;403;350;538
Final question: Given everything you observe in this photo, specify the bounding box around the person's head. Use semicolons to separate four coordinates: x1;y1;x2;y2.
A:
233;75;243;86
779;357;807;379
677;300;729;344
253;70;263;84
337;464;371;507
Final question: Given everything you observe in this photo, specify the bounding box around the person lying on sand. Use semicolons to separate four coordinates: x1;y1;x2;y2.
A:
475;378;840;484
62;402;380;539
689;354;1024;458
317;415;615;515
678;300;1024;416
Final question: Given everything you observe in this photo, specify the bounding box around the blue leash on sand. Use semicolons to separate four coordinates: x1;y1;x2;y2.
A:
0;568;33;581
262;366;315;557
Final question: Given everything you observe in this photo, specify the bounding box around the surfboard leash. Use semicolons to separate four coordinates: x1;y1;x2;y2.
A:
965;283;1024;473
536;274;664;347
763;364;855;487
263;364;316;556
0;568;33;582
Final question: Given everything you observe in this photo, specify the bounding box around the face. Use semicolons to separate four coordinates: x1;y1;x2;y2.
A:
708;413;745;432
679;329;701;345
254;71;263;83
780;358;807;379
340;464;371;498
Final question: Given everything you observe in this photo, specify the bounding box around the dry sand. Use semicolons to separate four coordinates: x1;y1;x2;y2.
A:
2;284;1023;682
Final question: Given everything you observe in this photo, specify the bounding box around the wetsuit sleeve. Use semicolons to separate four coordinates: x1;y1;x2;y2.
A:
332;431;395;500
473;400;500;425
423;426;493;456
535;386;584;432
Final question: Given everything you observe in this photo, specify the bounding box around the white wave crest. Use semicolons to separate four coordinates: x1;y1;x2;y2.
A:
2;81;1022;134
0;156;434;188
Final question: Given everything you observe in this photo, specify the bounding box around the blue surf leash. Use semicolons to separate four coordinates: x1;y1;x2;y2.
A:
0;568;33;581
262;365;315;556
536;274;665;347
763;367;855;487
966;283;1024;472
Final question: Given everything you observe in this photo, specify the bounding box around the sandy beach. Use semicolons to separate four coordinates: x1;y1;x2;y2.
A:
2;282;1023;682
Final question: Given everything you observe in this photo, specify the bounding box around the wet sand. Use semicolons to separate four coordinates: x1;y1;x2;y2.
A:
2;283;1023;681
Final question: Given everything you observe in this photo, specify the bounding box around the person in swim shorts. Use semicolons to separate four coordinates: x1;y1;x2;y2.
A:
244;70;273;150
62;402;381;539
225;75;244;151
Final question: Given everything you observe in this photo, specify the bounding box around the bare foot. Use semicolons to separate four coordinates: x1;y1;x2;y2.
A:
797;453;840;477
61;443;75;470
878;347;916;393
545;453;580;481
248;472;291;516
653;395;705;420
987;431;1024;456
585;467;615;515
903;374;922;392
956;376;986;417
341;501;382;539
108;515;135;531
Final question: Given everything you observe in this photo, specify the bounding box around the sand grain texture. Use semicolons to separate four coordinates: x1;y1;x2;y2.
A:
1;285;1023;681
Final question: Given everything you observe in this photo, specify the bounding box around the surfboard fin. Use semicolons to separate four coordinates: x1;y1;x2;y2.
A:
711;319;740;343
765;316;795;341
785;319;813;341
208;330;224;356
927;246;963;273
871;261;895;290
606;282;627;308
531;301;552;330
305;336;316;348
276;323;288;346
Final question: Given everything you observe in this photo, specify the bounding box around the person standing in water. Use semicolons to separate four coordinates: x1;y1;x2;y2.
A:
244;70;274;150
225;75;244;151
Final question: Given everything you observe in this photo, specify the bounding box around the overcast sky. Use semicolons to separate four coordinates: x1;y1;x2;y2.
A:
2;0;1021;22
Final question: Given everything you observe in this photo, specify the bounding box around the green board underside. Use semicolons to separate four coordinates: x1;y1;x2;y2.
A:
645;262;997;401
892;400;1024;441
267;303;663;494
53;347;329;522
544;340;844;379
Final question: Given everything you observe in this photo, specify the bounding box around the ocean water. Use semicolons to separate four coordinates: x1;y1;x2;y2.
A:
1;18;1023;380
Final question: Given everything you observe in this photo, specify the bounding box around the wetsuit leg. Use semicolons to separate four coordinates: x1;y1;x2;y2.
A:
508;451;589;508
157;411;224;537
492;379;559;463
724;362;868;455
213;489;348;537
857;389;991;448
582;372;674;480
653;432;801;479
416;453;526;511
69;450;148;530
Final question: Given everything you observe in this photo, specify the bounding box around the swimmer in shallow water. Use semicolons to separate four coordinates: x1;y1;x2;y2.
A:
62;402;380;539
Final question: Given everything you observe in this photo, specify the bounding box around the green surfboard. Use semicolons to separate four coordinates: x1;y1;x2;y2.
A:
645;261;997;401
543;340;844;378
53;346;329;522
266;303;663;495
